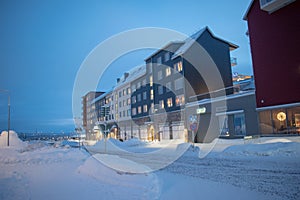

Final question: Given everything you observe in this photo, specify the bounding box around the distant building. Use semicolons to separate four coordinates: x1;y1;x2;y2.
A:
244;0;300;134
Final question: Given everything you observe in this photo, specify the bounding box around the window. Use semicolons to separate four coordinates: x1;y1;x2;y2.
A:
175;95;185;106
138;106;142;114
158;85;164;95
123;89;126;96
149;75;153;86
115;103;118;110
142;79;146;87
143;91;147;100
143;105;148;113
123;100;126;106
175;77;184;90
115;94;118;100
166;82;172;92
137;82;141;89
119;112;122;118
159;100;164;109
157;70;163;80
150;89;154;100
127;98;131;105
167;98;173;107
127;87;131;95
127;109;131;116
147;62;152;73
123;111;126;118
166;67;171;77
119;91;122;98
132;96;136;104
164;52;170;62
132;108;136;116
119;101;122;108
174;61;183;72
157;56;162;65
137;94;141;102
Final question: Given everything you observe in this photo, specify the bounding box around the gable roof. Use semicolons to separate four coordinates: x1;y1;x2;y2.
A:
144;41;184;61
171;26;239;59
243;0;255;20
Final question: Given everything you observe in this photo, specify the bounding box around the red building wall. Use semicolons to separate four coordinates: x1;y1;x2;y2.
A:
246;0;300;108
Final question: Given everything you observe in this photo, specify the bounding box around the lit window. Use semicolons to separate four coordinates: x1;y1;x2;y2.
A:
166;67;171;77
143;91;147;100
150;89;154;100
174;61;183;72
167;98;173;107
138;106;142;114
158;85;164;95
115;94;118;100
143;105;148;113
127;98;131;105
115;103;118;110
123;89;126;96
149;75;153;86
175;78;184;90
176;95;185;106
123;100;126;106
157;70;163;80
159;100;164;109
127;87;131;94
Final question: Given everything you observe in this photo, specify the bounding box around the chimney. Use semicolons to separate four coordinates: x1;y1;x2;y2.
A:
117;78;120;83
124;72;129;80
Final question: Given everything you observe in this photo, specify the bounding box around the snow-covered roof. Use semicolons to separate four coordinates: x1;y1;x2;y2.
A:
144;41;184;61
92;88;113;104
114;65;146;90
172;26;239;59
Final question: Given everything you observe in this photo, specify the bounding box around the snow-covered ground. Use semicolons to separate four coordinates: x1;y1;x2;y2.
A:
0;131;299;200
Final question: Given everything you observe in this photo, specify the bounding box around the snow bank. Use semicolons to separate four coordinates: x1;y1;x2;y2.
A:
77;155;160;199
0;131;27;149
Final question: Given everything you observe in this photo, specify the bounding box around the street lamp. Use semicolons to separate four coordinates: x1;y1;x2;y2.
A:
0;89;10;146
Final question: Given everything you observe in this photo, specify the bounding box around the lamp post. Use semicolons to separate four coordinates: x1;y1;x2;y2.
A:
0;89;10;146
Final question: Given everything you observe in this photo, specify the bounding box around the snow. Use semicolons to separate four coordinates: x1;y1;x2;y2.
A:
0;131;300;200
0;131;27;149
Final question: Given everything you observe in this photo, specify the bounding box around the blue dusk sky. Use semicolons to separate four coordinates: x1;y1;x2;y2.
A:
0;0;253;133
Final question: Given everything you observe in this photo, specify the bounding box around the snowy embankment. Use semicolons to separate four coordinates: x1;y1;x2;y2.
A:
0;131;300;200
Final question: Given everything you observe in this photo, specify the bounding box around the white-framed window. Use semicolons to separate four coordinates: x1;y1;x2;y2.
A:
157;70;163;80
143;91;147;100
150;89;154;100
175;77;184;90
158;85;164;95
138;106;142;114
164;52;170;62
166;82;172;92
149;75;153;86
167;97;173;107
174;61;183;72
132;108;136;116
175;95;185;106
157;56;162;65
166;67;171;77
143;105;148;113
159;100;164;109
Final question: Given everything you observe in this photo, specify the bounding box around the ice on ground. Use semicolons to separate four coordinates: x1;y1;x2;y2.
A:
0;131;27;149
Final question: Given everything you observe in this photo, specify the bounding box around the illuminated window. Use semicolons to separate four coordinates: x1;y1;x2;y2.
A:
150;89;154;100
176;95;185;106
127;98;130;105
127;87;131;94
143;105;148;113
138;106;142;114
149;75;153;86
123;100;126;106
174;61;183;72
159;100;164;109
123;89;126;96
115;103;118;110
167;98;173;107
166;67;171;77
